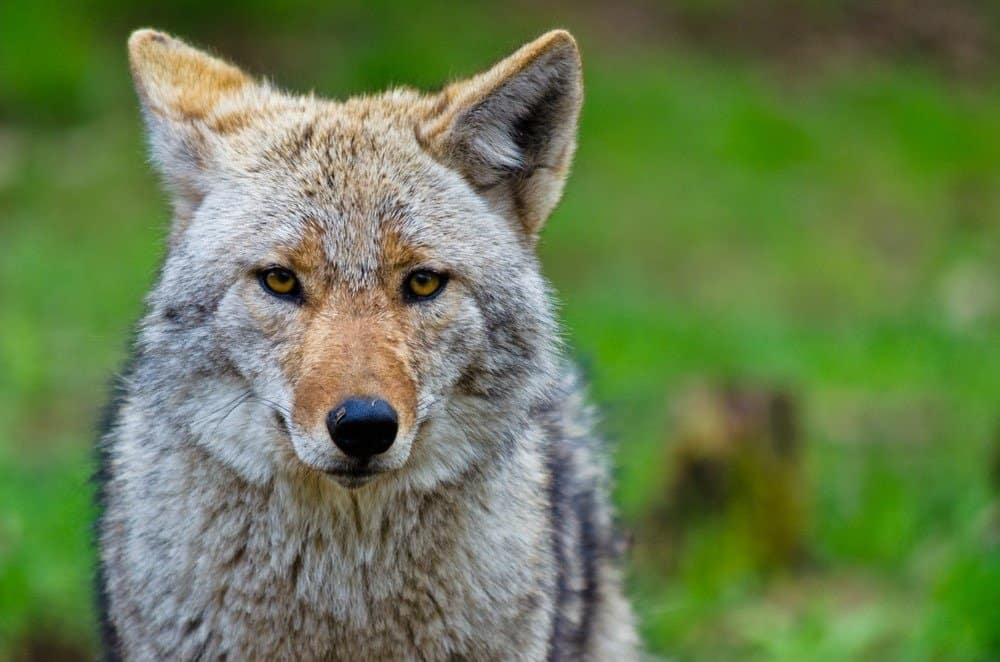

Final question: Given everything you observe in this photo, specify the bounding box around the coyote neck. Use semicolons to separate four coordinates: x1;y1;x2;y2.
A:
101;418;556;659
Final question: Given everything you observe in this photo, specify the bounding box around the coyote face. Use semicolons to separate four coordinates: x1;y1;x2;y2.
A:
103;31;638;660
129;29;580;489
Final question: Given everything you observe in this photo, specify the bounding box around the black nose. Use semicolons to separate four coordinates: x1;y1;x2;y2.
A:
326;397;398;459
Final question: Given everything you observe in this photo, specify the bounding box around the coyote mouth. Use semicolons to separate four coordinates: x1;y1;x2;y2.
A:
323;466;383;488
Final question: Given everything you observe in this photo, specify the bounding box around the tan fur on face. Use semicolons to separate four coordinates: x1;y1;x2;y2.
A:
276;219;423;439
289;300;417;438
285;218;330;276
268;212;434;443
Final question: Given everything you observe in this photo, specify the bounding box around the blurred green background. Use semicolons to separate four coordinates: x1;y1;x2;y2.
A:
1;1;998;659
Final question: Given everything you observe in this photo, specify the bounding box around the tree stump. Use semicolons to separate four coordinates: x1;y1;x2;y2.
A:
642;383;808;572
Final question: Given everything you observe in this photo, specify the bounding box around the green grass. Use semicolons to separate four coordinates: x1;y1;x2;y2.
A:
1;3;998;659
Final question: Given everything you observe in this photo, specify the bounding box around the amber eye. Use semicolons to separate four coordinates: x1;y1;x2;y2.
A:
405;270;446;300
258;267;301;299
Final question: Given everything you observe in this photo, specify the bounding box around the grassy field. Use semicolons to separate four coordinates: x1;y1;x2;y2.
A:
1;2;998;659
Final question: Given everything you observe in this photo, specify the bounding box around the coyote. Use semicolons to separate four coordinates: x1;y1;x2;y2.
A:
97;28;637;660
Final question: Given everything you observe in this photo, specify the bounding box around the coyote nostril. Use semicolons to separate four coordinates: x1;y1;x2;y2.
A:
326;397;398;459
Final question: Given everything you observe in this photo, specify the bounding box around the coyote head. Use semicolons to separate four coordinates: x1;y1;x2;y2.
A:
128;29;581;489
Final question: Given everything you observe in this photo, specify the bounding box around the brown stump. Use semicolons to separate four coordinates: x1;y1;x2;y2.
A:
642;383;808;572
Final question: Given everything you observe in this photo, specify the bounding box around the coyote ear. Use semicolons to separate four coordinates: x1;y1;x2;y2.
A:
419;30;583;236
128;29;257;220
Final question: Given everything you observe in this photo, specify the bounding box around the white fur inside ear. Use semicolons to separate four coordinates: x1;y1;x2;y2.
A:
471;123;524;174
421;31;582;232
459;47;579;184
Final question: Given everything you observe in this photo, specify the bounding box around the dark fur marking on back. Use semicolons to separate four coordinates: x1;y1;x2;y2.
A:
183;613;203;636
290;552;303;587
539;371;614;660
546;437;572;661
572;487;600;652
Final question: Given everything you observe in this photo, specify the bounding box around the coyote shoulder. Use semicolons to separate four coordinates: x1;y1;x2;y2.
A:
97;28;637;660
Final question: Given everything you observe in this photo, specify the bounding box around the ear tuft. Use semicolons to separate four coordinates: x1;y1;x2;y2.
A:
419;30;583;235
127;29;262;228
128;28;252;121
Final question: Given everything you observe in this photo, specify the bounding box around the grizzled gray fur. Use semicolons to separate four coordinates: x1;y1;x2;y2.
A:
97;28;637;660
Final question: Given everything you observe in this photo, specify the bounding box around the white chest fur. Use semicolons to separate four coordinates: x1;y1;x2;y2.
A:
107;436;556;660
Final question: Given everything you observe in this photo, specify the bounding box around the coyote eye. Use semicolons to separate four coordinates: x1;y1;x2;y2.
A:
259;267;301;300
404;270;446;301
